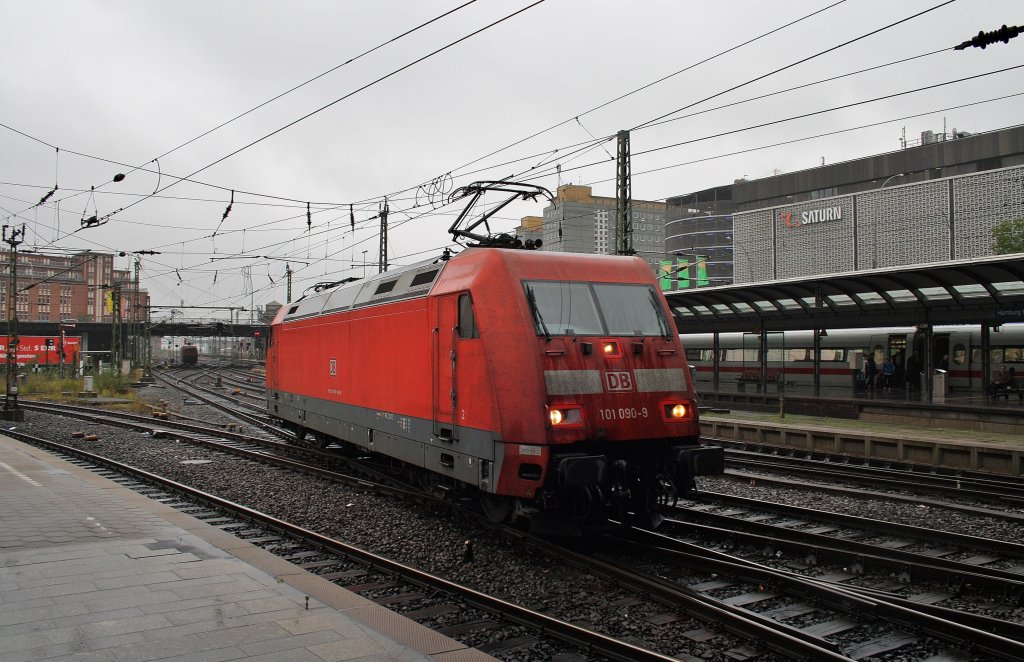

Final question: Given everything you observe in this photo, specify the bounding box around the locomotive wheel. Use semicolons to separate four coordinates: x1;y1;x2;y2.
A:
479;494;512;523
654;476;678;508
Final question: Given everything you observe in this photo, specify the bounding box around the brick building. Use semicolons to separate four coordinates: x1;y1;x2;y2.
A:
0;250;149;323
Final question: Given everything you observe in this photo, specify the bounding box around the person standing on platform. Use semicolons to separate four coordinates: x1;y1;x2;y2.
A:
905;352;921;392
990;367;1008;398
881;356;896;392
864;353;877;391
1008;367;1023;402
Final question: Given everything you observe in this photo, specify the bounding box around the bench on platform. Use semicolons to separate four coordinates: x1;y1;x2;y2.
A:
989;383;1023;402
736;368;783;384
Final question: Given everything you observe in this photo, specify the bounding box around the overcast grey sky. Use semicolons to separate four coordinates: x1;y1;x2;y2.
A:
1;0;1021;318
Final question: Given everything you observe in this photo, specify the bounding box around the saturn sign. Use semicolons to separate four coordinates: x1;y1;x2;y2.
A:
782;206;842;228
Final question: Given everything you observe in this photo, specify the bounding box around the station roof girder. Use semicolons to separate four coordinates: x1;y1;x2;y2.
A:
665;254;1024;333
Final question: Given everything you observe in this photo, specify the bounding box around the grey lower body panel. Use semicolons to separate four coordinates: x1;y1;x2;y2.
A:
267;390;504;494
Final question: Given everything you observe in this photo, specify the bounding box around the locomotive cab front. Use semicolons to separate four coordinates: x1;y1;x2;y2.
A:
519;273;723;525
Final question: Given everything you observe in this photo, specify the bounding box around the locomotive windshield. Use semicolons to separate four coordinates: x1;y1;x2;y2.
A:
523;280;671;337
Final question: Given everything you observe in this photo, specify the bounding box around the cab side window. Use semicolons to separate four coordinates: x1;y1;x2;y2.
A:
458;294;479;339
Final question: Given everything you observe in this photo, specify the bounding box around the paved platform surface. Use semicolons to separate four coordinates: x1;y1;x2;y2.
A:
0;435;494;662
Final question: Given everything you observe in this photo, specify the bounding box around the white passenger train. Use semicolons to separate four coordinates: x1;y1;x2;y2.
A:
681;324;1024;393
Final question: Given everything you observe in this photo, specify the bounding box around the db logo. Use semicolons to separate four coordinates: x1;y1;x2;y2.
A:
605;371;634;392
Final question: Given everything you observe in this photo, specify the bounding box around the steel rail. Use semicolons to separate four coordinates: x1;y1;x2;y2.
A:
151;370;282;436
522;533;853;660
707;469;1024;522
623;527;1024;660
725;453;1024;503
5;429;679;662
689;491;1024;555
659;514;1024;600
711;437;1024;491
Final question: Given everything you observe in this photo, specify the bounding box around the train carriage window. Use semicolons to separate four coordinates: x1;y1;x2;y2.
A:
971;347;982;364
991;348;1005;363
685;348;701;361
952;344;967;365
1005;347;1024;363
821;349;846;362
788;348;811;362
458;294;479;339
723;348;758;362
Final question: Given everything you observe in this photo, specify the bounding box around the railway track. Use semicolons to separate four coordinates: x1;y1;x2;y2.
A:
9;412;798;660
152;369;280;435
13;400;1024;659
714;440;1024;508
599;527;1024;660
5;429;666;661
670;496;1024;598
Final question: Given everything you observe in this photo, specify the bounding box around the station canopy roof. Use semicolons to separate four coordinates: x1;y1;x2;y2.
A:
665;254;1024;334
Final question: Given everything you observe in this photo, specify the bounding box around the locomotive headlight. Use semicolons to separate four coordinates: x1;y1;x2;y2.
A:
662;401;694;421
600;340;621;358
547;405;583;428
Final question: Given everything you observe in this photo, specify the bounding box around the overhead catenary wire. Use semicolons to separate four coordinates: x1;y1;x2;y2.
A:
0;2;486;228
404;0;850;202
631;0;959;132
53;0;548;231
511;65;1024;188
136;1;483;173
34;47;974;274
12;73;1011;299
3;1;996;313
2;21;958;245
373;8;968;220
346;0;954;216
24;89;1015;313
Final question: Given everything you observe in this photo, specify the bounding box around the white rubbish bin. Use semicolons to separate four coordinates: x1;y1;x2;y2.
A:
932;369;947;402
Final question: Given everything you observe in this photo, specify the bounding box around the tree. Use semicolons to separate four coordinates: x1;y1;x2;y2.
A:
991;218;1024;254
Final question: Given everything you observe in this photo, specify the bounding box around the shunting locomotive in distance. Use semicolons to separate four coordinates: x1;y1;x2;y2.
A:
265;182;723;529
180;343;199;367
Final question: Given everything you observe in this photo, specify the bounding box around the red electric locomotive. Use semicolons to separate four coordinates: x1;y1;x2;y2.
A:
266;183;723;527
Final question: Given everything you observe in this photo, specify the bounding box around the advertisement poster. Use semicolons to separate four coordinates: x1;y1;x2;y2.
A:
0;336;81;366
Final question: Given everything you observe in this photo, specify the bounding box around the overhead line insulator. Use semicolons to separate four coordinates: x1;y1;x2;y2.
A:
954;24;1023;50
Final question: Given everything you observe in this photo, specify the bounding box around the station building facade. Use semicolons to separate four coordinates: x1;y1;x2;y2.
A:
0;250;149;323
535;184;668;275
667;124;1024;286
664;184;736;290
